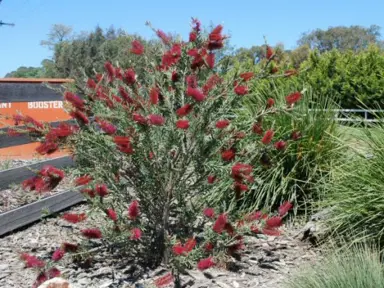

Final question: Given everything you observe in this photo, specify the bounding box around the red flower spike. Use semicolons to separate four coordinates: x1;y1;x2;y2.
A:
107;208;118;221
231;163;253;177
204;242;214;252
203;74;222;94
133;113;148;125
207;175;216;184
262;129;274;145
154;272;174;287
206;53;215;69
104;61;115;82
189;31;197;42
215;119;230;129
52;248;65;262
186;74;198;88
221;148;236;161
266;46;274;60
99;121;117;135
176;104;193;117
245;210;267;221
96;73;103;82
148;114;165;126
234;85;248;96
150;87;159;105
176;119;190;129
278;201;293;216
172;243;185;255
266;216;283;228
95;184;108;197
62;242;79;253
197;257;215;270
171;71;179;82
203;207;215;218
291;131;301;140
274;140;287;150
64;91;85;111
284;69;298;77
240;72;254;81
130;228;142;240
184;238;197;253
286;92;302;106
262;228;281;236
128;200;140;219
36;141;59;155
156;29;171;45
131;40;145;55
81;188;96;198
186;87;205;102
75;175;93;186
252;123;263;135
47;267;61;279
62;212;87;224
267;98;275;108
213;213;227;234
32;273;47;288
81;228;103;239
251;225;260;234
20;253;45;268
234;182;249;194
70;110;89;125
119;86;134;104
162;43;182;68
124;68;136;85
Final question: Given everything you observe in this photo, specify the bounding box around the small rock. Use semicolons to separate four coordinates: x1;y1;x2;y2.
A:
37;277;72;288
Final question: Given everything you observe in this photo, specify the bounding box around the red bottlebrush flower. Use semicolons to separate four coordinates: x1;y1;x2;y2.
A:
234;85;248;96
130;228;142;240
36;141;59;155
112;94;123;103
291;130;301;140
286;92;302;106
213;213;227;234
252;123;263;135
171;71;179;82
251;225;260;233
274;140;287;150
266;216;283;228
119;86;134;104
162;43;182;68
197;257;215;270
128;200;140;219
32;272;47;288
39;165;65;180
87;78;97;89
7;128;21;137
172;243;185;255
267;98;275;108
224;223;235;236
154;272;174;287
176;119;190;129
186;74;198;88
104;61;115;82
96;73;103;82
133;113;148;125
176;104;193;117
221;148;236;161
266;46;274;60
99;121;117;135
47;122;78;139
62;212;87;224
24;115;44;129
208;25;225;51
187;87;205;102
70;110;89;125
284;69;298;77
47;267;61;279
192;18;201;32
107;208;118;221
75;175;93;186
12;114;24;125
189;31;197;42
115;67;123;80
278;201;293;216
81;188;96;198
206;53;215;69
114;136;134;154
203;207;215;218
207;175;216;184
150;87;159;105
184;238;197;253
52;248;65;262
95;184;108;197
148;114;165;126
234;182;249;194
204;242;214;252
131;39;145;55
262;228;281;236
62;242;79;252
81;228;102;239
215;119;230;129
156;29;171;45
271;66;279;74
234;131;246;139
240;72;254;81
124;68;136;85
231;163;253;180
149;151;155;159
203;74;222;94
262;129;274;145
64;91;85;111
245;210;268;221
20;253;45;268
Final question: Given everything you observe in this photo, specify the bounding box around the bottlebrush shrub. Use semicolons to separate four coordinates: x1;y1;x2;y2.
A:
19;18;296;286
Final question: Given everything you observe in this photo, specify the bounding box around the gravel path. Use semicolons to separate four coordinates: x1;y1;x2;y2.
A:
0;204;320;288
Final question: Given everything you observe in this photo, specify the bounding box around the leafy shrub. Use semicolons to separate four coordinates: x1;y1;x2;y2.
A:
321;120;384;248
14;19;297;287
284;245;384;288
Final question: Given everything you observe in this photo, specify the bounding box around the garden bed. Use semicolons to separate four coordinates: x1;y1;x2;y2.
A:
0;204;321;288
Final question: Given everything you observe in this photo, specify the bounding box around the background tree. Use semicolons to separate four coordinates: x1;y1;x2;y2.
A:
40;24;73;50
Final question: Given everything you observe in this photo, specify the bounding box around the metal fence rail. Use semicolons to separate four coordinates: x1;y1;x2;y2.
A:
309;109;384;123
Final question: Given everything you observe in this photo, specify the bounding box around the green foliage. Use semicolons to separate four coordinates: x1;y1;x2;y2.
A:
321;120;384;248
284;245;384;288
5;66;44;78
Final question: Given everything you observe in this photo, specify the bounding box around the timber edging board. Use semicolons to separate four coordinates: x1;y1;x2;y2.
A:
0;190;85;236
0;156;74;190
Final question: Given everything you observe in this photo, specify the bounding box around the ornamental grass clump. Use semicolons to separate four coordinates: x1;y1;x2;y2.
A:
16;19;297;287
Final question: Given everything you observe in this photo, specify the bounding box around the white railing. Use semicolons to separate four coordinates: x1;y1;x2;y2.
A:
309;109;384;123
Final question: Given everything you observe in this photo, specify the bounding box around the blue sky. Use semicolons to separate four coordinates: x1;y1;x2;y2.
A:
0;0;383;77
